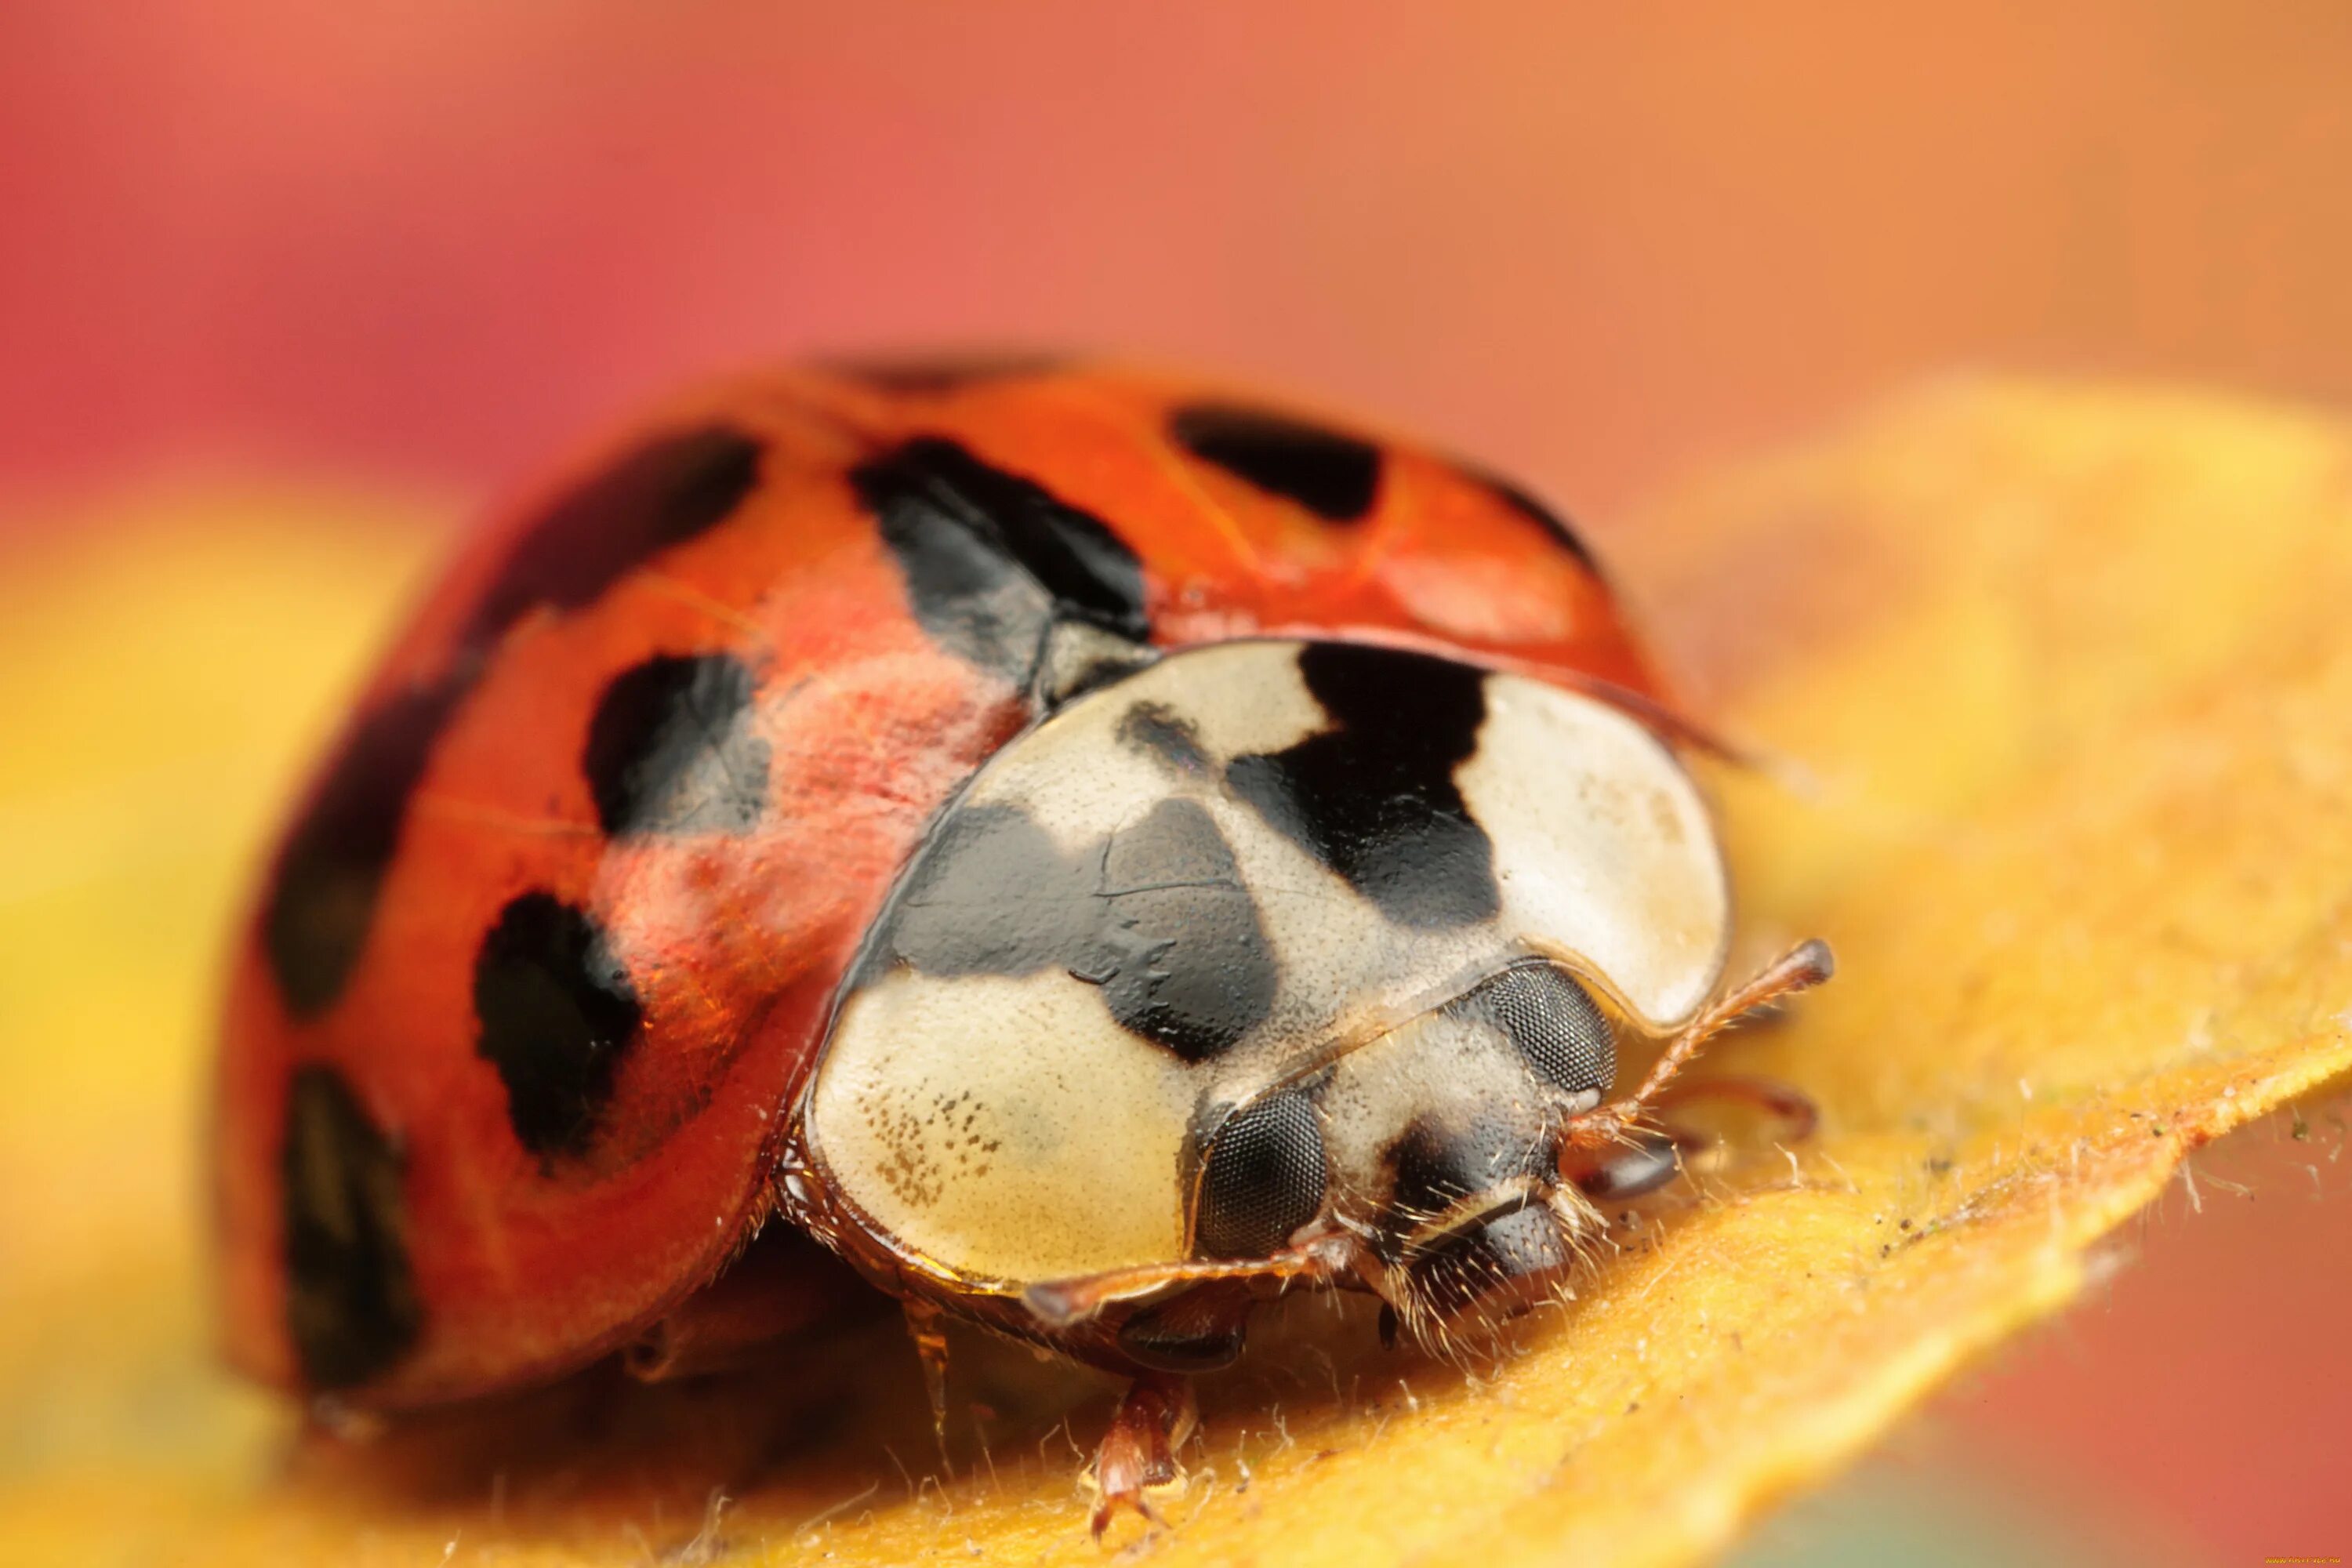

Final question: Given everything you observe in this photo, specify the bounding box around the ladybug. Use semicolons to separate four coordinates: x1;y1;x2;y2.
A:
214;360;1831;1535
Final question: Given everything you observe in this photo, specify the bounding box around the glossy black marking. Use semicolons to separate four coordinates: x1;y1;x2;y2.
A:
473;893;644;1161
1117;700;1210;774
1456;963;1616;1095
877;805;1087;979
258;425;761;1020
462;425;764;648
1087;798;1276;1061
826;351;1066;394
874;799;1274;1062
1226;642;1498;928
263;675;471;1018
1575;1128;1685;1202
852;437;1148;684
1468;467;1602;572
583;652;769;837
1169;402;1383;522
281;1064;422;1388
1196;1089;1327;1259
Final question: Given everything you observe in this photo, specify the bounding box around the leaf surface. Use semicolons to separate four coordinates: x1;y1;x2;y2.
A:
0;384;2346;1566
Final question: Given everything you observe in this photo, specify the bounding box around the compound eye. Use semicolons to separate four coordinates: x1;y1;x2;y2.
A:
1194;1088;1326;1260
1470;963;1616;1096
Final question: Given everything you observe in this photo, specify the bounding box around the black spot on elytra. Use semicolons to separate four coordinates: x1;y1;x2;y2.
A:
851;437;1149;685
1117;700;1209;775
826;352;1066;394
281;1064;423;1389
1226;643;1498;928
1468;467;1602;573
1196;1088;1327;1258
1169;402;1382;522
583;652;769;837
259;424;763;1018
263;676;471;1018
1453;962;1616;1096
459;426;764;647
869;797;1274;1062
1088;798;1278;1059
473;893;644;1161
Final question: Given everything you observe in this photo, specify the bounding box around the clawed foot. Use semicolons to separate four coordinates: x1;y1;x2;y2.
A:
1082;1373;1197;1541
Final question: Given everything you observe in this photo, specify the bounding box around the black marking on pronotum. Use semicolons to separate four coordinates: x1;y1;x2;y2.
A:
1466;466;1602;574
851;436;1149;685
869;797;1275;1062
1195;1088;1327;1259
1226;642;1499;928
263;675;471;1018
824;351;1067;394
1169;402;1382;523
473;892;644;1161
257;424;763;1018
281;1064;423;1389
1454;962;1616;1096
583;652;769;837
1087;797;1277;1060
867;804;1080;981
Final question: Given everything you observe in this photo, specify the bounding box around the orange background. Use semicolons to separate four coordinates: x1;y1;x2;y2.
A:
11;5;2352;517
2;5;2347;1561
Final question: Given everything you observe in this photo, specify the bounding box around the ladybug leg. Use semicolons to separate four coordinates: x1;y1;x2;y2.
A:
1562;939;1833;1161
1562;1076;1818;1206
624;1225;877;1382
1563;1076;1820;1203
1560;1125;1699;1201
902;1298;954;1471
1651;1073;1820;1142
1022;1231;1357;1330
1082;1370;1198;1541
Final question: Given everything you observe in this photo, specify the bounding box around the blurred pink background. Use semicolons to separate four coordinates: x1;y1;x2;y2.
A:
4;5;2347;1560
13;4;2352;520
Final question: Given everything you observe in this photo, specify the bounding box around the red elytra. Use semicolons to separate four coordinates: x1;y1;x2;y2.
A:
212;361;1664;1410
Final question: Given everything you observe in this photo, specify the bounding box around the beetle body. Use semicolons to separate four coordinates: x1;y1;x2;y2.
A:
215;361;1821;1532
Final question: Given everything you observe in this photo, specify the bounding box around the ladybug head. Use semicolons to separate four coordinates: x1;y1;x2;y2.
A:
1187;960;1624;1345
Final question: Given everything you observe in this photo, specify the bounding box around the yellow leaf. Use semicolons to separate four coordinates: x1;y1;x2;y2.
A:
0;383;2346;1566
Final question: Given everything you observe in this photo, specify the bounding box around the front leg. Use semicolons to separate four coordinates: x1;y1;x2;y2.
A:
1560;1075;1819;1201
1561;1124;1695;1201
1083;1371;1198;1540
